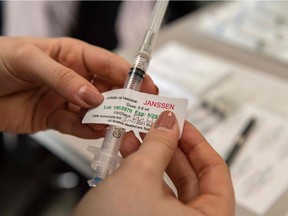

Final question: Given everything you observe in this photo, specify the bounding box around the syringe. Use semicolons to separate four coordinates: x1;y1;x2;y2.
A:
87;0;169;187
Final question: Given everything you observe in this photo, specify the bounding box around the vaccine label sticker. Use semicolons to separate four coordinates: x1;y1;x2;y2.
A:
82;89;188;135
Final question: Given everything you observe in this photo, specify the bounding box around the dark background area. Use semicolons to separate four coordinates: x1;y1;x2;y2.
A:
0;135;89;216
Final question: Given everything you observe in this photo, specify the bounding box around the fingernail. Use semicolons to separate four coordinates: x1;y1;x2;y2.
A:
78;86;104;106
155;111;176;130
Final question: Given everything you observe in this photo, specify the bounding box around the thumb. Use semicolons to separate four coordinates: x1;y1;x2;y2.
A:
126;111;180;179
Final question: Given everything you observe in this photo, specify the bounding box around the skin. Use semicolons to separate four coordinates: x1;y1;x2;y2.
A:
0;37;235;216
0;36;157;138
74;111;235;216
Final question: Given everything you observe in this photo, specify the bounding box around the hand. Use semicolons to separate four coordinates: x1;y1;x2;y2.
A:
0;37;157;137
74;111;235;216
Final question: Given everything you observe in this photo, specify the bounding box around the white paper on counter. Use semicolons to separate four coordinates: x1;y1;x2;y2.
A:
205;105;288;215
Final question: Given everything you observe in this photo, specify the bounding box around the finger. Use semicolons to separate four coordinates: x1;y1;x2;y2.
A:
120;131;177;198
89;66;158;95
82;45;159;95
47;109;107;139
88;123;107;131
66;103;81;113
140;74;159;95
92;77;113;93
120;131;141;158
162;178;177;198
166;146;199;204
179;121;235;214
12;44;104;109
124;111;179;181
138;132;146;141
82;45;129;86
64;39;159;94
20;37;158;95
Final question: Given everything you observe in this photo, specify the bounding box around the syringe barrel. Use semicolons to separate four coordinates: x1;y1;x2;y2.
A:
124;64;146;90
89;0;168;186
90;61;146;184
101;126;125;152
90;126;125;181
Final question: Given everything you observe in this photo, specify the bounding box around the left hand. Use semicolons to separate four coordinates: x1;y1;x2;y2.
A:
0;37;157;138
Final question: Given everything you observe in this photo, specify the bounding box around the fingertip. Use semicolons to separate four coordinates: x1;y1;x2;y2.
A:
140;74;159;95
179;121;208;154
47;110;107;139
77;85;104;107
143;111;179;148
153;110;177;131
131;111;179;174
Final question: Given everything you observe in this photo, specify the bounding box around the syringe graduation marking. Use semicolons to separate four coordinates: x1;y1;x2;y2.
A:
127;68;145;90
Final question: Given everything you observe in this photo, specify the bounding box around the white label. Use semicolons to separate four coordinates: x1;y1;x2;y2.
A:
82;89;188;135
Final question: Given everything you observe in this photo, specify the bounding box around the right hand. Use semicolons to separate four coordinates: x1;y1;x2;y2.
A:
75;111;235;216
